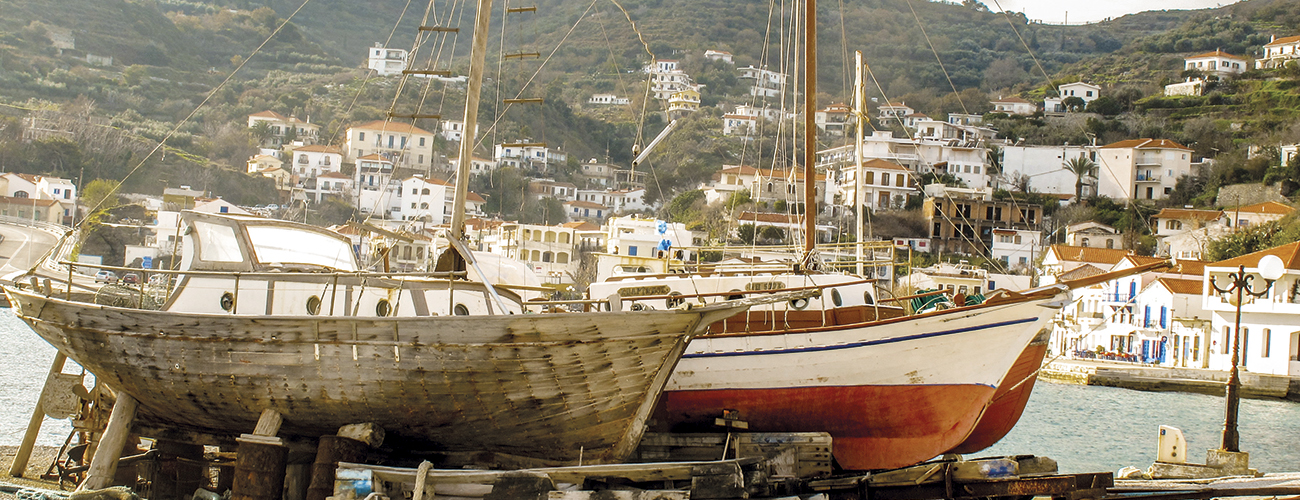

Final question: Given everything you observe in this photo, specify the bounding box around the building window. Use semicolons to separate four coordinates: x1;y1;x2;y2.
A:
359;132;365;141
1106;239;1114;249
419;137;426;147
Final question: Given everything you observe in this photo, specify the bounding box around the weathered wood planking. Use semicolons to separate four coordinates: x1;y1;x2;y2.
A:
6;288;755;465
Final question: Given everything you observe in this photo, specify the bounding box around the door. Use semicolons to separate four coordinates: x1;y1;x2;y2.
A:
1142;340;1151;361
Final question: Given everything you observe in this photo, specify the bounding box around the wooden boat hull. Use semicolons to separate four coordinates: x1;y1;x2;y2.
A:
5;287;740;466
947;333;1050;454
656;296;1062;471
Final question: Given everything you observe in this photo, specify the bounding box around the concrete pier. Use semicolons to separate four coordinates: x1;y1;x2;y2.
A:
1041;359;1298;400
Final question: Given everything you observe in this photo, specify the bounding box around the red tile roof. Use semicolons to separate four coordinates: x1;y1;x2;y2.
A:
1210;241;1300;270
1187;49;1245;60
349;120;434;136
1264;35;1300;47
249;110;288;120
1157;278;1203;295
1154;208;1223;221
1102;138;1192;150
1058;264;1105;281
466;192;485;203
862;158;910;172
357;153;392;161
1230;201;1294;216
293;145;342;154
1049;244;1131;265
1168;259;1206;276
565;200;608;209
560;221;600;231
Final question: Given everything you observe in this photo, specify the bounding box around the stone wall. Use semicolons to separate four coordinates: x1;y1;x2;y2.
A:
1215;182;1287;207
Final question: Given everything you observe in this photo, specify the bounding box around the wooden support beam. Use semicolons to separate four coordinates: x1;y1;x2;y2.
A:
10;352;67;477
418;26;460;32
503;98;544;104
506;6;537;13
402;69;453;76
253;409;283;436
503;52;541;60
388;113;443;120
78;392;138;491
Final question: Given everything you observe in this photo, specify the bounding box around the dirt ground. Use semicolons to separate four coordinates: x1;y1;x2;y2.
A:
0;445;71;499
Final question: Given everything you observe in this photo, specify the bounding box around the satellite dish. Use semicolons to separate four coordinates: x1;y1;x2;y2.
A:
1258;254;1286;281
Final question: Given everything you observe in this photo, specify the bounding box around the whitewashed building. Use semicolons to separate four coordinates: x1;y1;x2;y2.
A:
1097;138;1193;201
991;228;1042;272
368;44;409;76
345;121;436;169
1204;243;1300;376
1184;49;1247;77
1044;82;1101;113
1256;35;1300;70
737;65;786;98
991;96;1035;116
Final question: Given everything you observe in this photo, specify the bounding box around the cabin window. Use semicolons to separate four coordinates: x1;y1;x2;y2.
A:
193;221;244;263
246;225;358;271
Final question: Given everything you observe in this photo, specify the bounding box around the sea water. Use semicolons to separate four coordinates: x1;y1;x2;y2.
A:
1;309;77;447
978;381;1300;473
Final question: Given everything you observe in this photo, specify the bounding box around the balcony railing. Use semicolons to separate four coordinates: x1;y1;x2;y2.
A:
1135;173;1162;182
1104;292;1135;303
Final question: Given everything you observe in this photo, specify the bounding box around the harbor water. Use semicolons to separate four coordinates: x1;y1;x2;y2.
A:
978;380;1300;473
3;309;1300;473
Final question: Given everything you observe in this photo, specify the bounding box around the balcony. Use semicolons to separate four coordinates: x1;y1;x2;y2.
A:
1104;292;1135;303
1135;173;1162;182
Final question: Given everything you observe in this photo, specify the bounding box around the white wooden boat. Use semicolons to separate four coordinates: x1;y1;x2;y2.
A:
5;211;772;466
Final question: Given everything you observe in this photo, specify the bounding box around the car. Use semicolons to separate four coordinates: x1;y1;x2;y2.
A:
94;270;118;284
121;273;140;285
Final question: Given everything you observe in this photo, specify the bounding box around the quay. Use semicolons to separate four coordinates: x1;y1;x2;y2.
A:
1040;359;1300;400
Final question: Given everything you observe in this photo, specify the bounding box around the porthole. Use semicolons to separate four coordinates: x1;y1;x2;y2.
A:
831;289;843;307
790;297;809;310
863;291;874;305
219;292;234;312
666;291;684;308
726;289;745;301
376;299;392;317
306;295;322;315
453;304;469;316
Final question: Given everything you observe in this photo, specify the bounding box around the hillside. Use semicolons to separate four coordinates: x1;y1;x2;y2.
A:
0;0;1297;219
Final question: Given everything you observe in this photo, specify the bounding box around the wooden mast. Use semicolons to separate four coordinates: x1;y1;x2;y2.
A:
450;0;495;240
853;50;864;276
801;0;817;257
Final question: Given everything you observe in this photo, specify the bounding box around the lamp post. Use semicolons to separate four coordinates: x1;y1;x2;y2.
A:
1209;254;1285;452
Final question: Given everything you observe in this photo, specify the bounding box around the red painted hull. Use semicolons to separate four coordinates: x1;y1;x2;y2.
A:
657;384;997;470
947;342;1049;454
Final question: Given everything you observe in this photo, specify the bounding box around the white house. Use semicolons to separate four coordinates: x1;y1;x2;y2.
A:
495;143;566;172
354;154;401;217
588;94;631;105
247;111;320;147
703;50;734;64
1152;207;1225;238
307;172;354;204
1044;82;1101;113
1097;138;1193;201
1065;221;1123;249
991;228;1042;272
1225;201;1295;228
991;96;1036;116
194;198;253;216
439;119;476;143
564;200;609;222
1203;242;1300;376
999;144;1098;198
829;158;917;211
401;176;451;222
605;216;693;259
814;103;851;137
1185;49;1247;77
1256;35;1300;70
284;144;344;178
875;102;914;126
737;65;786;98
368;43;409;76
345;121;436;169
723;114;759;138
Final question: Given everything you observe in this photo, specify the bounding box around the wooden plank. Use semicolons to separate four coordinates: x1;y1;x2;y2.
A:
79;392;137;491
341;459;760;486
253;409;283;436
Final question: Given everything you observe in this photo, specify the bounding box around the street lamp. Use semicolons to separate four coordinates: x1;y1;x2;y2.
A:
1209;254;1285;452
